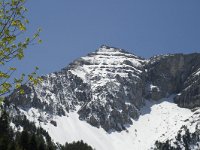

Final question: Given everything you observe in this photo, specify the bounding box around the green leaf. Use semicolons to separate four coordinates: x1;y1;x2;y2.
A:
0;72;10;78
9;67;17;71
0;97;4;105
1;82;12;93
25;19;29;24
19;89;25;94
17;49;24;60
19;24;26;31
38;28;42;32
38;39;42;44
35;66;39;70
15;83;21;89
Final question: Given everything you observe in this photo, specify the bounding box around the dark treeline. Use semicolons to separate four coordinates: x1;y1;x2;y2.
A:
0;110;93;150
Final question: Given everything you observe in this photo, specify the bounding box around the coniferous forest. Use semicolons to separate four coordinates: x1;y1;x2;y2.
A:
0;109;94;150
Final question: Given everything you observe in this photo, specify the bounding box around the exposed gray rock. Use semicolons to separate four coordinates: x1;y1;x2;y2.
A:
145;53;200;103
6;45;200;132
50;120;57;126
174;69;200;108
7;45;146;131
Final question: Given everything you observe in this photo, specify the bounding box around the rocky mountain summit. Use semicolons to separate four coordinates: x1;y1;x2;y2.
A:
146;53;200;104
7;45;200;133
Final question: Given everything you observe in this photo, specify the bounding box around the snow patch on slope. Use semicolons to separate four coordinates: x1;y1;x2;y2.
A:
194;68;200;76
19;96;196;150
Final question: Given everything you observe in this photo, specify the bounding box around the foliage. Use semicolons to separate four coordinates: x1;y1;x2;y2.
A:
0;109;94;150
0;0;42;98
62;141;94;150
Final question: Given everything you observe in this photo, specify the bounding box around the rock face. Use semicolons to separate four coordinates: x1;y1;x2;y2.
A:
174;68;200;108
70;46;146;131
146;53;200;101
8;71;90;115
7;45;200;131
8;45;146;131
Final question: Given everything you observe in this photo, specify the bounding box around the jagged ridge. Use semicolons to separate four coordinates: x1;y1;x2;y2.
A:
7;46;200;133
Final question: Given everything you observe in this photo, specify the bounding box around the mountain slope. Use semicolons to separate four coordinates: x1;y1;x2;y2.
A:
6;46;200;149
10;96;199;150
8;45;147;131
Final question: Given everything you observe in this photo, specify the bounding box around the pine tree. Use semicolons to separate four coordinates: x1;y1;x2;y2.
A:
0;110;11;150
29;134;38;150
20;130;29;150
38;142;45;150
9;142;16;150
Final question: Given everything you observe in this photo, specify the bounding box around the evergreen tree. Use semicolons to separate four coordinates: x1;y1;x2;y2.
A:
0;110;11;150
9;142;16;150
64;140;93;150
29;134;38;150
20;130;29;150
38;142;45;150
176;132;181;141
0;109;94;150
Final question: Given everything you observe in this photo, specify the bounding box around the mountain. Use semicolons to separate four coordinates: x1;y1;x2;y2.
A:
4;45;200;150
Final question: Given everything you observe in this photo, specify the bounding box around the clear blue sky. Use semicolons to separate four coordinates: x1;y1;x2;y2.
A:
14;0;200;76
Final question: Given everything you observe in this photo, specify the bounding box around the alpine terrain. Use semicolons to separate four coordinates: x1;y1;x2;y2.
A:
3;45;200;150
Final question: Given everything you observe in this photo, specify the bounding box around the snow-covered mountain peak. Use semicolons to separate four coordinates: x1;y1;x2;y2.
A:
96;45;141;59
97;45;118;52
97;45;127;54
62;46;147;131
8;46;148;132
6;46;200;149
68;45;145;82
